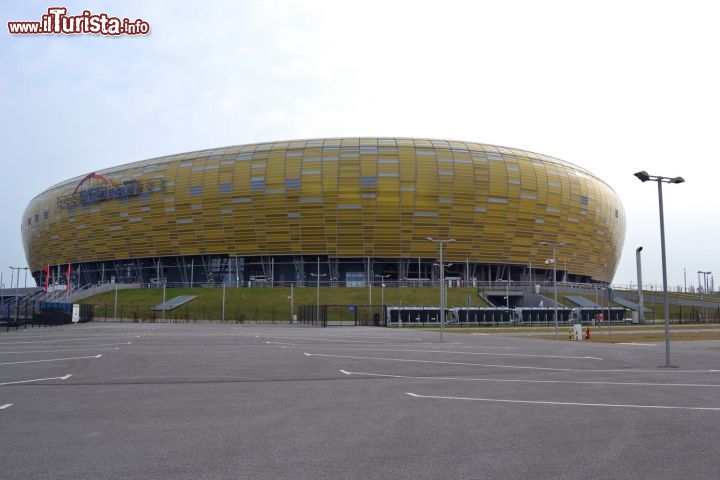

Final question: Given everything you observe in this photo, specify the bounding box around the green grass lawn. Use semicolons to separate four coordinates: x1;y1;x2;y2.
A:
82;286;489;322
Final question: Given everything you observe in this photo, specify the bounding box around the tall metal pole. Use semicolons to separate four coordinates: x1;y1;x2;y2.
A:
15;269;20;323
426;237;455;343
552;245;558;336
114;280;118;321
368;256;372;321
290;283;294;322
657;179;671;367
636;247;644;324
381;281;385;325
316;257;321;325
540;241;565;337
635;171;683;368
439;239;445;343
162;280;166;322
375;274;389;325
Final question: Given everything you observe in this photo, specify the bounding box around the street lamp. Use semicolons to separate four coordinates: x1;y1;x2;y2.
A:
539;242;565;337
636;247;645;324
425;236;455;343
698;270;711;324
310;257;326;326
635;170;684;368
375;274;389;325
9;266;26;323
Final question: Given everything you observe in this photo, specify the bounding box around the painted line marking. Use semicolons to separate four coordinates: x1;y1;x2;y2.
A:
406;392;720;411
0;404;12;410
305;352;717;373
0;374;72;386
263;335;436;344
618;343;656;346
286;345;516;351
0;336;138;346
339;370;720;388
295;346;598;360
0;355;101;366
0;348;121;355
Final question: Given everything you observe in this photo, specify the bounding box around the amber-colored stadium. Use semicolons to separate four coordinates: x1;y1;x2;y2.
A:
21;137;625;288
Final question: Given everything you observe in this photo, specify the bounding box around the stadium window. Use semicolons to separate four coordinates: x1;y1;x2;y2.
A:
581;195;589;205
189;185;203;196
361;176;377;188
250;177;265;191
218;183;232;194
285;178;300;189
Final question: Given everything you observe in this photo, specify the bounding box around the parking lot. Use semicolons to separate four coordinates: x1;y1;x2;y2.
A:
1;323;719;479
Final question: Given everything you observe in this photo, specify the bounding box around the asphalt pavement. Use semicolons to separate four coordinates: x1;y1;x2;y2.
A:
1;322;719;479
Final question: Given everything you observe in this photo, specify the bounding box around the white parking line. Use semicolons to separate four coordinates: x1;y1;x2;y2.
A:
406;392;720;411
264;335;432;344
294;346;597;360
0;374;72;386
0;404;12;410
305;352;719;373
339;370;720;388
0;354;101;366
0;336;140;345
0;348;120;354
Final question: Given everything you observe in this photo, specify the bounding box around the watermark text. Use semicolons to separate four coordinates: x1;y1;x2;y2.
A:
8;7;150;36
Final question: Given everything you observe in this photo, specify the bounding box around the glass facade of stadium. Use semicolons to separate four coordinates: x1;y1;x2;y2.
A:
21;138;625;289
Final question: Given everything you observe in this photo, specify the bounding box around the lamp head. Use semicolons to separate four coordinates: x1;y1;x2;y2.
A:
669;176;685;184
634;171;650;182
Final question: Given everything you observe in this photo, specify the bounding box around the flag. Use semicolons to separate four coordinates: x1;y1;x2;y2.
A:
65;264;72;291
43;264;50;292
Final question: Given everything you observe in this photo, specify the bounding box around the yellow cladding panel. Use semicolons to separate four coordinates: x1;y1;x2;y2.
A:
22;138;625;282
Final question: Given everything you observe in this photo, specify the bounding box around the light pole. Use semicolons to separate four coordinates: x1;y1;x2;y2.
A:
310;257;326;326
375;274;389;325
288;284;294;323
636;247;645;324
540;242;565;337
368;257;372;321
698;270;711;324
9;266;23;323
635;170;684;368
425;237;455;343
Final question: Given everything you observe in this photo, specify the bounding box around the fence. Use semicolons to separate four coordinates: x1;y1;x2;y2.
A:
0;299;93;331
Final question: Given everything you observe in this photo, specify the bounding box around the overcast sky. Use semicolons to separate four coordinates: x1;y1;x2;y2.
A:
2;0;718;290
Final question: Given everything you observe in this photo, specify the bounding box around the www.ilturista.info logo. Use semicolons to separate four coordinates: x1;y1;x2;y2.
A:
8;7;150;35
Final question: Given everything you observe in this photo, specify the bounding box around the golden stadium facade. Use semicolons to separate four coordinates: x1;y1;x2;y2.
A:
22;137;625;287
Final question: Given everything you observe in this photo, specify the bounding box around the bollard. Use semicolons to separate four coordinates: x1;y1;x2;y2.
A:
585;325;591;340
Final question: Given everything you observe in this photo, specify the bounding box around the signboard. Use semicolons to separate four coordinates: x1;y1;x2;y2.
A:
72;304;80;323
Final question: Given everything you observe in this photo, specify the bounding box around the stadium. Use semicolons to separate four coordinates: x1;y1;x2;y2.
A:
21;137;625;290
